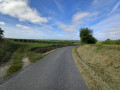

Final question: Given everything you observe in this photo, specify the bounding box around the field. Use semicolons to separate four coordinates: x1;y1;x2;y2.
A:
0;39;79;77
72;44;120;90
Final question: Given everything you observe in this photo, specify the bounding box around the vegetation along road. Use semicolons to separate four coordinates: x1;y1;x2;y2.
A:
0;46;88;90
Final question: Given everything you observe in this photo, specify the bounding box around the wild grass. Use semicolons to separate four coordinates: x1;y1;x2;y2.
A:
28;49;56;63
72;44;120;90
6;47;25;77
0;40;19;65
28;52;44;63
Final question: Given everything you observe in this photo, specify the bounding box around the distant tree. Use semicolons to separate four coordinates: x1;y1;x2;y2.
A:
80;28;97;44
0;27;4;40
107;39;110;41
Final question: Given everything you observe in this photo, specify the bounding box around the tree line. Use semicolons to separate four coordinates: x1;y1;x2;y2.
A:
9;39;77;45
102;39;120;45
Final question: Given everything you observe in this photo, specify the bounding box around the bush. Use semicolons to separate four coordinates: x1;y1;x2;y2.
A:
102;39;120;45
0;28;4;40
80;28;97;44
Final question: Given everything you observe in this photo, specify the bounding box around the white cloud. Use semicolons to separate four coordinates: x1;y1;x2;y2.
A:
113;25;120;28
91;0;117;15
92;0;99;4
92;14;120;40
39;25;53;30
99;31;120;40
0;21;5;25
0;0;49;24
109;2;120;15
53;0;64;14
72;12;89;25
101;29;120;33
92;14;120;30
58;12;98;32
16;24;31;30
59;24;76;31
4;25;44;39
72;12;98;25
0;0;3;2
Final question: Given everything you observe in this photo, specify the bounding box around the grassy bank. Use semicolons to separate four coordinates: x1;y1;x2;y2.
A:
72;44;120;90
0;40;19;65
6;46;25;76
6;43;58;76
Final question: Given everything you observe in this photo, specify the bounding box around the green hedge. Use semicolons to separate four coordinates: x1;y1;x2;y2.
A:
102;39;120;45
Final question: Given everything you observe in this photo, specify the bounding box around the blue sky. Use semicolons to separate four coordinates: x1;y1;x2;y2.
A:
0;0;120;40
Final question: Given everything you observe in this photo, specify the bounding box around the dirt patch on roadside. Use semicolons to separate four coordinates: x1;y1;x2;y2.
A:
22;57;31;68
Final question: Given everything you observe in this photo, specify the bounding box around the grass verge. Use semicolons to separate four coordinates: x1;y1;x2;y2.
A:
72;44;120;90
28;49;57;63
6;47;25;77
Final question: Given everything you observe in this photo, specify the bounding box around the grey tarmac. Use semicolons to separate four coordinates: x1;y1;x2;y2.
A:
0;46;88;90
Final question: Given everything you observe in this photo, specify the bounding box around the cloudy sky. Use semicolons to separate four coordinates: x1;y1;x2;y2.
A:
0;0;120;40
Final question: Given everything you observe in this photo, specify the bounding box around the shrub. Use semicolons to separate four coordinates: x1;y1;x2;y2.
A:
102;39;120;45
0;28;4;40
80;28;97;44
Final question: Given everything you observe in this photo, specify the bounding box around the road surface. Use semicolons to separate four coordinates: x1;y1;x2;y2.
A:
0;46;88;90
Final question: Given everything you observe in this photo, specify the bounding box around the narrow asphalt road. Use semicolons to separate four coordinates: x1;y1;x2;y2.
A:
0;46;88;90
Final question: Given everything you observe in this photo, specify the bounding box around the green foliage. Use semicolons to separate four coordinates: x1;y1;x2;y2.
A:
0;27;4;40
102;39;120;45
80;28;97;44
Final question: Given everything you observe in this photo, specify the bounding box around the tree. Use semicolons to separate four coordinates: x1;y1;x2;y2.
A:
0;27;4;40
80;28;97;44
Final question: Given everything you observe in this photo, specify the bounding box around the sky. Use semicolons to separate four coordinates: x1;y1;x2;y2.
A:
0;0;120;40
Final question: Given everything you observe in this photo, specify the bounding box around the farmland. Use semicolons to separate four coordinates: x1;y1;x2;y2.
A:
0;38;79;77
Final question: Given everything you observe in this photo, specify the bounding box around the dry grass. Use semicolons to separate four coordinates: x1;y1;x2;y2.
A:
72;45;120;90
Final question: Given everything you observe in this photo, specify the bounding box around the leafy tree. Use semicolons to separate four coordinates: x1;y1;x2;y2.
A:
0;27;4;40
80;28;97;44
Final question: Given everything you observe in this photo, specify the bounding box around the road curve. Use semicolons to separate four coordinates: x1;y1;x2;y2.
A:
0;46;88;90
